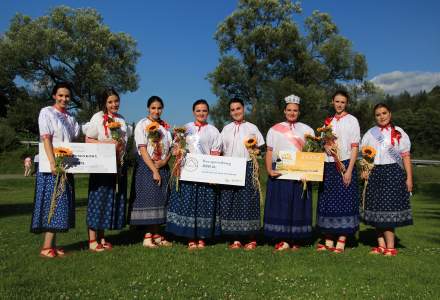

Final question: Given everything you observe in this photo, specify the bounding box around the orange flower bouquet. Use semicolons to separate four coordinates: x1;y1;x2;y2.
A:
146;122;163;161
360;146;377;210
170;126;188;191
317;124;346;175
244;136;262;202
107;121;122;141
48;147;73;224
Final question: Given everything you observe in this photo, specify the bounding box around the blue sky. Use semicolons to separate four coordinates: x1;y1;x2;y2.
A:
1;0;439;125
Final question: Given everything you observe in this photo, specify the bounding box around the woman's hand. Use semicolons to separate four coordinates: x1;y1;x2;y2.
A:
49;160;57;175
268;169;281;178
324;144;333;156
153;169;161;186
406;177;413;193
154;160;166;169
342;169;352;187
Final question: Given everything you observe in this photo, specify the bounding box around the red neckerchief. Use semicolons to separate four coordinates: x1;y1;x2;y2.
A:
53;105;67;114
287;121;296;130
233;120;245;136
379;124;401;146
324;112;347;126
379;124;391;131
148;116;170;130
194;121;208;132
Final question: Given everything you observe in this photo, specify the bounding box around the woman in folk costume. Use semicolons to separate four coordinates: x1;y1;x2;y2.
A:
83;88;128;252
263;94;314;251
129;96;173;248
31;82;80;258
166;99;222;250
316;90;360;253
361;103;413;256
219;97;265;250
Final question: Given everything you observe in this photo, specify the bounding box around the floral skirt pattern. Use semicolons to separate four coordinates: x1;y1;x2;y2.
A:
218;161;261;236
86;169;127;230
317;160;360;235
166;181;220;239
30;171;75;233
263;163;313;240
129;155;170;225
362;163;413;228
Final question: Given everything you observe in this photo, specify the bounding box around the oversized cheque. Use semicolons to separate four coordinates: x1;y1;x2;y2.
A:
275;151;325;181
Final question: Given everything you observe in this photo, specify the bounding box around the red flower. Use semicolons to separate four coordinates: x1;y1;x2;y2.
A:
159;120;170;130
324;117;333;126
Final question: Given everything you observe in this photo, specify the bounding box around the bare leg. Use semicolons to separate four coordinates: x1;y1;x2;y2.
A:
383;228;395;249
377;229;386;248
43;232;55;249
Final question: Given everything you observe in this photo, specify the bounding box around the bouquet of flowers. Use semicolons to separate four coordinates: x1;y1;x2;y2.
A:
106;119;125;167
360;146;377;210
317;123;346;175
244;136;263;202
146;122;163;161
48;147;73;224
170;126;187;191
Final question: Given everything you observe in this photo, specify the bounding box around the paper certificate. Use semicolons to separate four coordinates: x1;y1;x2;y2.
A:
180;153;246;186
275;151;325;181
39;142;117;173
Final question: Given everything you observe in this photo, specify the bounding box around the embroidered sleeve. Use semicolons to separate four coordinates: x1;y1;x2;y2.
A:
399;129;411;154
38;108;53;138
210;127;223;154
350;118;361;145
266;128;274;150
134;120;147;149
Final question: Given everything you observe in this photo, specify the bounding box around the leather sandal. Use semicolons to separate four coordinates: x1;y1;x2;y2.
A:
274;241;290;252
331;239;346;254
197;240;206;249
143;233;158;248
100;239;113;250
228;241;242;249
383;248;398;257
89;240;105;252
244;241;257;251
153;234;172;247
188;240;198;250
55;248;66;257
40;247;57;258
316;244;327;252
369;246;385;255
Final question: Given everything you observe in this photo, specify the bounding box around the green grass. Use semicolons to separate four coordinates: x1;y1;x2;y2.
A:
1;167;440;298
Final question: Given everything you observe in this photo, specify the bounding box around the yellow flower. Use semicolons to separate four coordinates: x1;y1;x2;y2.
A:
53;147;73;157
107;121;121;129
146;122;160;133
244;137;257;148
362;146;377;159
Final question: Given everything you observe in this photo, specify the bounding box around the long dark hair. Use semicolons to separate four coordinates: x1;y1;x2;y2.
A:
147;96;164;108
51;82;72;96
99;88;120;113
192;99;209;112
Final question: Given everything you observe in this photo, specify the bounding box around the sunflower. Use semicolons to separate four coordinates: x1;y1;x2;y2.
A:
244;137;257;148
173;127;186;135
107;121;122;129
146;122;160;133
53;147;73;157
362;146;377;159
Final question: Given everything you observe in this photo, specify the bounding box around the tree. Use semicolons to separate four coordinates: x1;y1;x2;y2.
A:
0;6;140;122
208;0;367;133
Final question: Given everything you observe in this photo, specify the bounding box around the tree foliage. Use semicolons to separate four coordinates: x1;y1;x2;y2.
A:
0;6;140;123
208;0;367;133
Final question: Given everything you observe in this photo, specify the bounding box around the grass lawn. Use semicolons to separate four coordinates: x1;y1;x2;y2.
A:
1;165;440;299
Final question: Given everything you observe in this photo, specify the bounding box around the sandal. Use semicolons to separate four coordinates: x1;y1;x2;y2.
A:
383;248;398;257
244;241;257;251
274;241;290;252
100;238;113;250
40;247;56;258
369;246;385;255
188;240;198;250
197;240;206;249
291;244;301;251
153;234;172;247
331;239;346;254
316;244;327;252
89;240;105;252
228;241;242;250
143;233;158;248
54;248;66;257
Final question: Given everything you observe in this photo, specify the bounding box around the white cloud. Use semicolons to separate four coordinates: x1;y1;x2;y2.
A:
370;71;440;95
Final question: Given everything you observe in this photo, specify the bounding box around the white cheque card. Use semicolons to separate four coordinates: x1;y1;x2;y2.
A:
39;142;117;174
180;153;246;186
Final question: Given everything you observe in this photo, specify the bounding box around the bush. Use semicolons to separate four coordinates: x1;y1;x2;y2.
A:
0;122;17;152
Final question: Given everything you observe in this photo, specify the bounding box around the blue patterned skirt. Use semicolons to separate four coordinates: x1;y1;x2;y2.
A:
129;155;170;225
263;163;313;239
30;171;75;233
218;161;261;236
362;163;413;228
317;160;359;235
166;180;220;239
86;167;127;230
